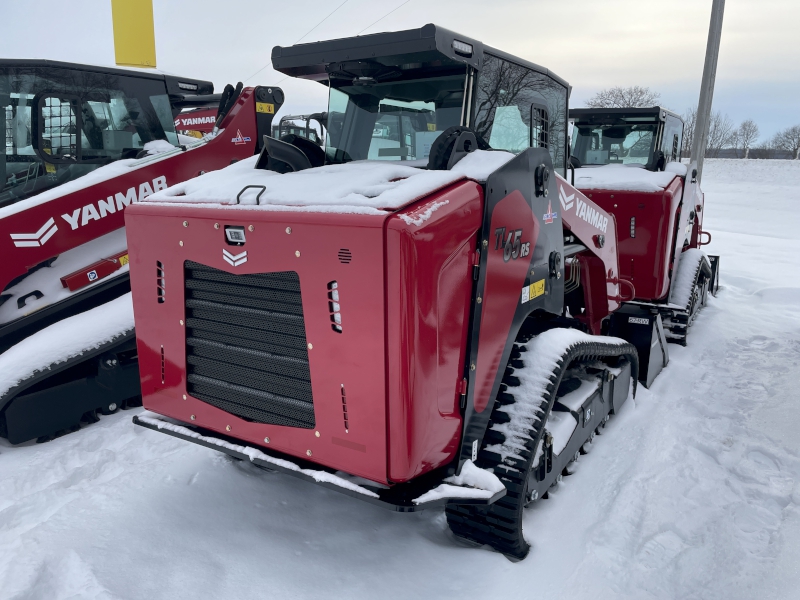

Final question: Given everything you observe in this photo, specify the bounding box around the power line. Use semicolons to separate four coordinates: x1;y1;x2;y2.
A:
296;0;350;44
246;0;413;86
357;0;411;35
243;0;350;83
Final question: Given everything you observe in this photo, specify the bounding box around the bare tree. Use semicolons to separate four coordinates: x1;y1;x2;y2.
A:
705;112;735;158
586;86;661;109
682;106;697;158
774;124;800;159
681;106;736;158
737;119;760;158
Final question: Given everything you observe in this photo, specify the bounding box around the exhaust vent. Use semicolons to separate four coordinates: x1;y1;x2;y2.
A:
328;281;342;332
337;249;352;264
341;384;349;432
184;261;314;428
157;261;166;303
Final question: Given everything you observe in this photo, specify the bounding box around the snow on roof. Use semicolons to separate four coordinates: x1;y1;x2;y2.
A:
573;164;678;193
146;155;469;214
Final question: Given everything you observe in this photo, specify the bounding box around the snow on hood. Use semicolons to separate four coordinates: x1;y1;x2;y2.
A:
451;149;516;181
144;139;177;155
146;156;468;215
573;164;678;193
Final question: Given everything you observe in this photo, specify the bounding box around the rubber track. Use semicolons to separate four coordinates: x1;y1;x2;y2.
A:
662;255;712;346
446;337;638;560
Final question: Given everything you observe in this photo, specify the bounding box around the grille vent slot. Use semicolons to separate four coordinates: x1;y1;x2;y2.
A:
337;249;352;264
328;280;342;333
341;384;349;432
160;345;165;384
184;261;314;428
157;261;166;303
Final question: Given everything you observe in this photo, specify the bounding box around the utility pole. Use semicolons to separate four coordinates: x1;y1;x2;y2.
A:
691;0;725;183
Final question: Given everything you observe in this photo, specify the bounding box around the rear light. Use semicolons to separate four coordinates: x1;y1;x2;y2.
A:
630;217;636;238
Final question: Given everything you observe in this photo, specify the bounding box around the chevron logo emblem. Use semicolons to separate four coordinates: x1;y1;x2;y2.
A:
10;217;59;247
558;185;575;212
223;249;247;267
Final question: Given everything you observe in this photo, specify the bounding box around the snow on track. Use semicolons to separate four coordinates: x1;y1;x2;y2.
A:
1;159;800;599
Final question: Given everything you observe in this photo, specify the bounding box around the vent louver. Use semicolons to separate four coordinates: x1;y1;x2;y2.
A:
337;249;352;264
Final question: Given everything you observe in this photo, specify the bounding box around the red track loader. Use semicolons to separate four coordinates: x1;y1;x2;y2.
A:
128;25;715;559
0;59;283;444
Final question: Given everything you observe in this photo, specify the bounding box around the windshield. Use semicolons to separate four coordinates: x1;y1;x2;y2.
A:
325;74;466;164
571;122;657;167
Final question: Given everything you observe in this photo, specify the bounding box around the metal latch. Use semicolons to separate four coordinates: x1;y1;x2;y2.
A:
472;249;481;280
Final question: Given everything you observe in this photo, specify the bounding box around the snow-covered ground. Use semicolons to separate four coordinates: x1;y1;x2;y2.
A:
2;159;800;599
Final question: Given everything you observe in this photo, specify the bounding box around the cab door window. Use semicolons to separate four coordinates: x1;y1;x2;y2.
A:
473;53;568;175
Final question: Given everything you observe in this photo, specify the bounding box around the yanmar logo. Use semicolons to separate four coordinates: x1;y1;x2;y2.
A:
223;249;247;267
558;184;608;234
9;176;168;247
10;217;59;247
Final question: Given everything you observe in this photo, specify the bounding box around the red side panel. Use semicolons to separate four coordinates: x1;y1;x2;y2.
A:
473;190;537;414
385;181;483;482
574;178;683;301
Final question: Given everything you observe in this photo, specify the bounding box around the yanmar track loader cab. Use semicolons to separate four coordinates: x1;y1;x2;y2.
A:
569;106;685;170
127;24;653;560
0;59;284;444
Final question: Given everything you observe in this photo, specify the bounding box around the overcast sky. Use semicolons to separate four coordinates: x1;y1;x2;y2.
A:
1;0;797;139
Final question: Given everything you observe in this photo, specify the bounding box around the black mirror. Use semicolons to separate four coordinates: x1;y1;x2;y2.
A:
569;155;581;169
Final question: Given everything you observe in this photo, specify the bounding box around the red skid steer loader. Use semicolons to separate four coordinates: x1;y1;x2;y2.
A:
0;59;283;444
129;25;715;559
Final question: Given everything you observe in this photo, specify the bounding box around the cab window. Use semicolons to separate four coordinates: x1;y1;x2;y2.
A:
473;53;567;175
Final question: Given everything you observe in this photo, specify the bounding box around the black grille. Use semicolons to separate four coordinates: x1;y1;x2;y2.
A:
184;261;314;428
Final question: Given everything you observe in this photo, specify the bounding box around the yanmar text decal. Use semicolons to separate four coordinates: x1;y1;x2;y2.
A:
9;176;167;246
59;176;168;231
558;183;608;233
174;115;216;128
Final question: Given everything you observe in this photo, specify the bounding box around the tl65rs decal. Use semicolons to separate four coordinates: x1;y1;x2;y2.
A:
495;227;531;262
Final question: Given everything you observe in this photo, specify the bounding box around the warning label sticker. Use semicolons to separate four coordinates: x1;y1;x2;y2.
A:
521;279;546;303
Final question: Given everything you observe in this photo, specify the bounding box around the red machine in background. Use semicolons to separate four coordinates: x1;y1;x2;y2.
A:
0;59;283;444
128;25;716;559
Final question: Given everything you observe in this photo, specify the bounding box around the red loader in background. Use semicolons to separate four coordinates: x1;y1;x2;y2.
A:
0;59;284;444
